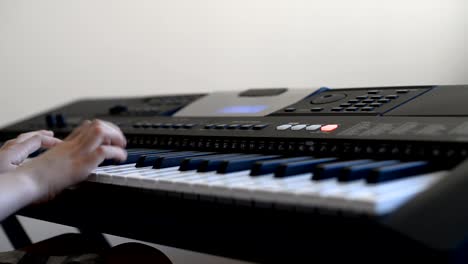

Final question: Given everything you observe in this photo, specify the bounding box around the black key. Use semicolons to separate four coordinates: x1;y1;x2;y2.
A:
117;152;146;165
366;161;429;183
153;152;214;169
313;159;373;180
101;149;148;166
179;153;241;171
275;158;337;178
116;149;172;165
217;155;281;174
197;154;259;172
135;151;195;167
338;160;399;182
136;154;159;168
250;157;312;176
29;148;47;158
100;159;116;166
127;148;155;152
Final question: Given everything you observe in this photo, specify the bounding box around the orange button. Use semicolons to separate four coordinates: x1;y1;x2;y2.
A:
320;124;338;132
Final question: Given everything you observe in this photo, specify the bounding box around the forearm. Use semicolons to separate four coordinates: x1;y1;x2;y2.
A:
0;170;40;222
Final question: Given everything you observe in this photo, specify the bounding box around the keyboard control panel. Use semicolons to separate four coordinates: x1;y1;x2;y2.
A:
272;86;432;116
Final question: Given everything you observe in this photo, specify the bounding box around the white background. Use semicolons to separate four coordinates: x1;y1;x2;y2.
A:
0;0;467;263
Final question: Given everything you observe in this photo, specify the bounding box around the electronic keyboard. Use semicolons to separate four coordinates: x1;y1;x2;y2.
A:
2;85;468;263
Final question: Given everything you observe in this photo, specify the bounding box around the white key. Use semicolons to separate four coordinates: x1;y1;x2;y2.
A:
94;165;152;184
107;167;158;186
349;171;447;214
116;167;180;188
193;171;253;196
133;167;185;188
163;171;221;193
170;172;221;194
245;174;312;202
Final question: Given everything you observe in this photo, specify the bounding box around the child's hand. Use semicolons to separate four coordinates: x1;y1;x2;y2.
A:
0;130;62;173
17;120;127;201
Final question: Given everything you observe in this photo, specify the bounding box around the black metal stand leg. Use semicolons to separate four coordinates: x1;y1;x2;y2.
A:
1;215;32;249
78;228;111;250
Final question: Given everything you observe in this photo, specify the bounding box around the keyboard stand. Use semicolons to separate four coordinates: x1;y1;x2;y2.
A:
1;215;32;249
1;215;111;251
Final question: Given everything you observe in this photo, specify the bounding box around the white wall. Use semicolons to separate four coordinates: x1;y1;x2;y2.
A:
0;0;467;127
0;0;467;262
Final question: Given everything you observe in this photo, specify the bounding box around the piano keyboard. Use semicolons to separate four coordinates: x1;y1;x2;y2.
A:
87;149;447;216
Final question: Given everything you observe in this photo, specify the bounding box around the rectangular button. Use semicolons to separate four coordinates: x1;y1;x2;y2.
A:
306;125;321;131
276;124;292;131
291;124;307;131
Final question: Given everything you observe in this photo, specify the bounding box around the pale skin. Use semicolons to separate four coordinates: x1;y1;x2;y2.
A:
0;120;127;221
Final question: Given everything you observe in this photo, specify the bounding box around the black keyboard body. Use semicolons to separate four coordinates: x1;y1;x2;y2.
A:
2;85;468;263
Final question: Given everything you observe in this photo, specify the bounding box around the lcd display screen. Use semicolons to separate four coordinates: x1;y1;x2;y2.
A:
217;105;268;114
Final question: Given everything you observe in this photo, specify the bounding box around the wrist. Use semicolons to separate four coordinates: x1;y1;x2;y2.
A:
15;165;45;202
0;169;43;221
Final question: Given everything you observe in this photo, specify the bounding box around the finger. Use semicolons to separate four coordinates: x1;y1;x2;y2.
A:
1;139;17;149
100;120;123;135
41;137;63;148
99;120;127;147
81;120;126;151
8;135;63;165
86;145;128;168
15;130;54;143
66;120;91;141
0;130;54;150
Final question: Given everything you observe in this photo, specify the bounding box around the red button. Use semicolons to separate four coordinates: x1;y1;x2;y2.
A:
320;124;338;132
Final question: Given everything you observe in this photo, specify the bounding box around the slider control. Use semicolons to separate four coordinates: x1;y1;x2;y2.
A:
55;114;67;128
45;114;56;128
